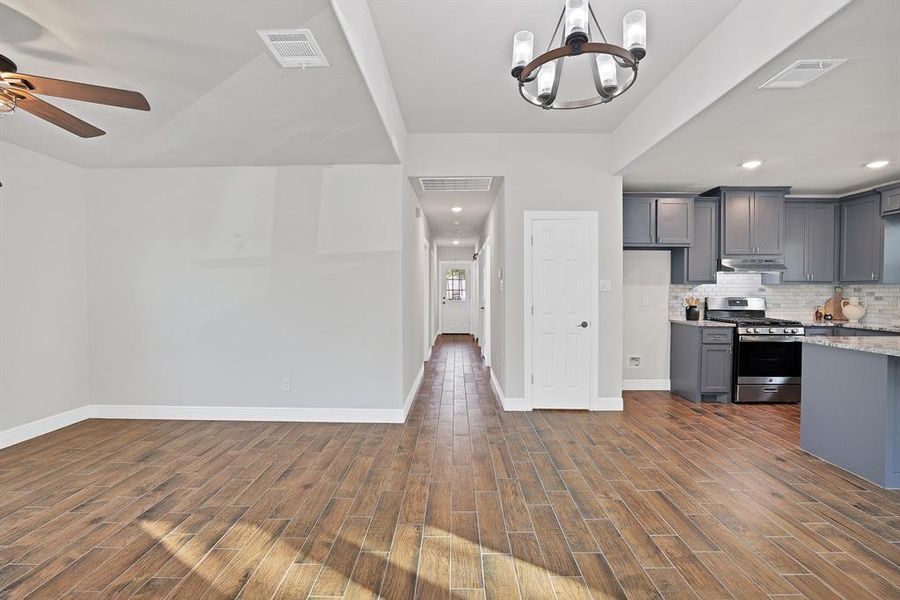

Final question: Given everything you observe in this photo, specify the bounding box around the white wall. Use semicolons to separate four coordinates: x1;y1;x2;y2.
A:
409;134;622;403
0;142;90;433
402;176;431;402
86;164;406;412
477;181;506;390
623;251;671;389
437;246;474;262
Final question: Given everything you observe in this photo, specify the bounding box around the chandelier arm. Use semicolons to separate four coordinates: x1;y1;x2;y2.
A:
547;8;565;53
518;42;635;82
588;5;609;44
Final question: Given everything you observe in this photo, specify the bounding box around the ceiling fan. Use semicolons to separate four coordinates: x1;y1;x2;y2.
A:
0;53;150;138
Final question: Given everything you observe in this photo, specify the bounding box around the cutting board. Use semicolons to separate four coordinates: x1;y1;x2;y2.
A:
823;288;847;321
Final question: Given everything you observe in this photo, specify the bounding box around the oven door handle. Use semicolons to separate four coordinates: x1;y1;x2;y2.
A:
738;335;804;342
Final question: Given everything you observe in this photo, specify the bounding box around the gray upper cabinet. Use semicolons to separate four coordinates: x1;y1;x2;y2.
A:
623;195;693;247
783;201;836;282
878;184;900;216
671;199;717;284
714;187;787;257
840;193;884;282
623;196;656;246
752;191;784;255
656;197;694;245
722;190;754;255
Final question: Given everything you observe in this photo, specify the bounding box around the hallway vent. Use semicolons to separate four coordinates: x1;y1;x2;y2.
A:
257;29;329;68
419;177;493;192
758;59;845;89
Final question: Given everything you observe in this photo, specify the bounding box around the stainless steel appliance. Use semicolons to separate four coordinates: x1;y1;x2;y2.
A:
704;297;804;403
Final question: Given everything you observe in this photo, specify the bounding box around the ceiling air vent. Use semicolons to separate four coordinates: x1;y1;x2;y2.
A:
758;59;845;89
419;177;493;192
257;29;329;68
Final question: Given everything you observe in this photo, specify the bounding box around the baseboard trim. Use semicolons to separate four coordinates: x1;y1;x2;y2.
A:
90;404;406;424
490;369;530;412
622;379;671;391
402;364;425;421
591;397;624;411
0;405;92;449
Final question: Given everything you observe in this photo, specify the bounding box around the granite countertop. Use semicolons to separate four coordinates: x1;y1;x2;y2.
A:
802;335;900;358
794;321;900;334
669;318;735;328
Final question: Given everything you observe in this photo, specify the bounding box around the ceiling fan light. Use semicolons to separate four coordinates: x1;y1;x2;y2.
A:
564;0;590;45
0;92;16;116
596;54;618;94
511;31;534;77
623;9;647;61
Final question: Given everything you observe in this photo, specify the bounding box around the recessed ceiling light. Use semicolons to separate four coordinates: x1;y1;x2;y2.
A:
453;220;461;225
452;240;460;245
741;160;762;169
866;160;890;169
451;206;463;213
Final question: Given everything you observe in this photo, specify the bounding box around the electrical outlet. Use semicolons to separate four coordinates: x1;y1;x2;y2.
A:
628;355;641;368
281;376;291;391
642;296;650;307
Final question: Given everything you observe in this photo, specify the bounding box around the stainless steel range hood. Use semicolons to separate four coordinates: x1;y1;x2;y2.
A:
718;257;787;274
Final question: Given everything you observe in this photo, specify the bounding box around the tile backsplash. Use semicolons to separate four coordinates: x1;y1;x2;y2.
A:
670;273;900;326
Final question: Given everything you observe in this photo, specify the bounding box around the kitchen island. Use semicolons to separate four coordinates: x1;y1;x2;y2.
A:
801;336;900;488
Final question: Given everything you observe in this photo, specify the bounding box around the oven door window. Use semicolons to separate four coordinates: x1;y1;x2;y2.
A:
738;341;802;378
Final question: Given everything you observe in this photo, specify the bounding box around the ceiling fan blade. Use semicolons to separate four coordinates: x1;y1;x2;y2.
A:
14;91;105;138
5;72;150;111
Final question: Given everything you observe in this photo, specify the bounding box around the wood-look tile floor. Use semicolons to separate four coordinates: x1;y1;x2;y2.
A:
1;335;899;599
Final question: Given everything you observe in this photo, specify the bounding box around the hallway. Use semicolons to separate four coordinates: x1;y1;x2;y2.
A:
1;335;899;598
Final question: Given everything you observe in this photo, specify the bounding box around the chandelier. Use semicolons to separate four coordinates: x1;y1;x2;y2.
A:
510;0;646;110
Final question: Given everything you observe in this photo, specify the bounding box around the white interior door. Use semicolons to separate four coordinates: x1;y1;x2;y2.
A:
440;261;471;334
529;215;597;409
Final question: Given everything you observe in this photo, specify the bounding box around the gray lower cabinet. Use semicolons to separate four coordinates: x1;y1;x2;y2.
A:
671;199;717;283
670;323;733;403
783;201;836;282
623;195;693;247
878;184;900;216
840;193;884;282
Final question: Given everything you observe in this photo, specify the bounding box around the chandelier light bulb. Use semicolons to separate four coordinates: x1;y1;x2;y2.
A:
537;61;557;102
511;31;534;77
564;0;590;45
623;9;647;60
596;54;618;94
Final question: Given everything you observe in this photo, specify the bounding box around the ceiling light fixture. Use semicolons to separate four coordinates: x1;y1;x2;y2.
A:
741;160;762;169
451;206;463;213
511;0;646;110
866;160;890;169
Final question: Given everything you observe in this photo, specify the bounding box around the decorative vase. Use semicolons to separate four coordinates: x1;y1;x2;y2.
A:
841;297;866;323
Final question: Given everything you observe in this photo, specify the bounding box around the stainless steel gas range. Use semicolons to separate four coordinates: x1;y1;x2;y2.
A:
705;297;804;403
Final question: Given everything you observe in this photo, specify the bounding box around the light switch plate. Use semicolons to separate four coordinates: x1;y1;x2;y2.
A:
599;279;611;291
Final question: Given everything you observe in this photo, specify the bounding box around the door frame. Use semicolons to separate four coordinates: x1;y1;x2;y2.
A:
438;260;473;335
479;238;491;367
524;211;599;410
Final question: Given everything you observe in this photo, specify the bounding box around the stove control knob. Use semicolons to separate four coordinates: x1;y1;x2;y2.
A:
788;328;798;334
769;328;778;333
748;328;757;334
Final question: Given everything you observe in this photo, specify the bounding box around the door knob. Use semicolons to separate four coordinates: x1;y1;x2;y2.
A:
577;321;589;328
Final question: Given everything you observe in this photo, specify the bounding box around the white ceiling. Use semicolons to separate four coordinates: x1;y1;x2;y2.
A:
411;176;502;247
0;0;398;167
369;0;739;134
622;0;900;195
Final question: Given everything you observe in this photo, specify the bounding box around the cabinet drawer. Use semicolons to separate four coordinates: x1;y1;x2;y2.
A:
701;329;733;344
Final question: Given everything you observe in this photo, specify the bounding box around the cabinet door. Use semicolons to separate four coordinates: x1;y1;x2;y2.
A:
687;200;716;282
623;196;656;246
840;194;883;282
807;203;836;282
783;203;808;282
722;191;754;255
881;186;900;215
701;344;732;394
752;191;784;255
656;197;693;245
